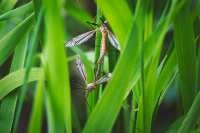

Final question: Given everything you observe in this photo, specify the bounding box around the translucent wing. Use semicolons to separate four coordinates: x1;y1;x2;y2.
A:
95;73;112;85
65;30;96;47
108;31;121;50
75;57;87;82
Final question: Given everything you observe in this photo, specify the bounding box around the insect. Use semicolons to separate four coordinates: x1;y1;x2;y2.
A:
75;57;111;96
65;21;121;64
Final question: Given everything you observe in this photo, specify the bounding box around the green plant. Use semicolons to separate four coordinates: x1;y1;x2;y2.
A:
0;0;200;133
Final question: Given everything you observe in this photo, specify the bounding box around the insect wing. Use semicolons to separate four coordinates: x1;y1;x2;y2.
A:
95;73;112;85
75;57;87;82
65;30;96;47
108;31;121;50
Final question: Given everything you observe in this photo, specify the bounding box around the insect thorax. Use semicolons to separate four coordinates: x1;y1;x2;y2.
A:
86;82;96;92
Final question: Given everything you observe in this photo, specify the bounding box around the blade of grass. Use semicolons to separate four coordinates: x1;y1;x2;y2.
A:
28;69;44;133
132;2;186;118
12;10;43;132
0;13;34;66
0;34;28;133
0;0;17;14
174;4;196;113
128;91;138;133
155;50;177;106
0;1;33;21
96;0;133;49
87;7;102;112
43;0;71;132
0;68;43;100
177;90;200;132
167;116;184;132
33;0;42;17
64;0;93;27
197;42;200;91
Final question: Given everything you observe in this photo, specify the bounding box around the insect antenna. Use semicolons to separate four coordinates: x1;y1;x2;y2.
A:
86;21;99;28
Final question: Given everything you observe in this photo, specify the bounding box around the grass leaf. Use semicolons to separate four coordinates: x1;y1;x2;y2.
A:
0;13;34;66
0;68;43;100
0;1;33;21
43;0;72;132
96;0;133;49
174;4;196;112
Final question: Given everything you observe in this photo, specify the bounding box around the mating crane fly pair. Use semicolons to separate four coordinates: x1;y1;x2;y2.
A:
65;20;120;96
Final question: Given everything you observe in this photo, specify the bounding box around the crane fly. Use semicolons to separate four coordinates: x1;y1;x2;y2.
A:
65;21;121;64
75;57;111;96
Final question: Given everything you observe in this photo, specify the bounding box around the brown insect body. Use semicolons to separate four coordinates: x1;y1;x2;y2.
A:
97;25;108;64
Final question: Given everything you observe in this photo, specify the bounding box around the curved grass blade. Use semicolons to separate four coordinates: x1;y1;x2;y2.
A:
0;68;43;100
0;34;28;133
0;0;17;14
0;13;34;66
0;1;33;21
177;90;200;133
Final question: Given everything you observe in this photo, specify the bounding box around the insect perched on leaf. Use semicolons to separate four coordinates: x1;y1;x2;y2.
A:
65;20;121;64
75;57;112;96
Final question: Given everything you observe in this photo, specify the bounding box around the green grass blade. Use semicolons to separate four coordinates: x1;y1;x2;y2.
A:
0;0;17;14
12;9;43;133
94;7;102;65
167;116;184;132
155;50;177;106
0;34;28;133
0;1;33;21
43;0;71;132
197;42;200;91
28;70;44;133
96;0;133;48
128;92;137;133
0;68;43;100
0;13;34;66
64;0;93;26
86;7;102;111
174;5;196;112
33;0;42;18
177;90;200;133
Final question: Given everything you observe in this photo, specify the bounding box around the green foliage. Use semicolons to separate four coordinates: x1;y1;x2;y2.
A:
174;3;196;112
43;0;71;133
0;0;199;133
